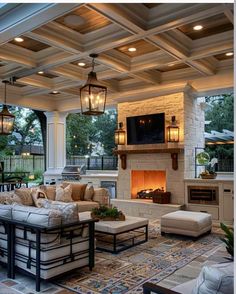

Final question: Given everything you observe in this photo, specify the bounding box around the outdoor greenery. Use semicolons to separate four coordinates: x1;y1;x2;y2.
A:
205;93;234;162
0;106;43;158
220;222;234;260
91;205;125;220
66;110;117;156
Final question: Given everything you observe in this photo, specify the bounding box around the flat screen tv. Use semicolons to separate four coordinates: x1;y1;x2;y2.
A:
126;113;165;145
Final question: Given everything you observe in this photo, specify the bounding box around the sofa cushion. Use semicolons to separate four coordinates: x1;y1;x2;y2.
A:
84;185;94;201
93;188;109;205
192;262;234;294
0;192;22;205
62;182;87;201
75;201;99;213
55;184;73;202
14;188;34;206
41;200;79;224
0;204;12;219
12;204;62;227
40;185;56;201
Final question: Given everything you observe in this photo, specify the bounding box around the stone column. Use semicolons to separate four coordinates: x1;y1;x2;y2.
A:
43;111;68;184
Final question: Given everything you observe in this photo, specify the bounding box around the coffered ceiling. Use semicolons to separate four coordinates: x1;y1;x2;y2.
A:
0;3;233;111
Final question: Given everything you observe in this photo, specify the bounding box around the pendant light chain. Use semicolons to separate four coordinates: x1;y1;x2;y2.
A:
4;82;6;105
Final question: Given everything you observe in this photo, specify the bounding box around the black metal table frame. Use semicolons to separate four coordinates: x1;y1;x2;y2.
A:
0;217;96;292
95;224;148;254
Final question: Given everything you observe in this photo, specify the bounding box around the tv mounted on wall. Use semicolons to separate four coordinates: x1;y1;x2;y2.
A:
126;113;165;145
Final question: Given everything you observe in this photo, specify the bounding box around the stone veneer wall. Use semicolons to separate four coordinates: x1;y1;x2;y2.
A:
184;91;205;178
116;89;205;205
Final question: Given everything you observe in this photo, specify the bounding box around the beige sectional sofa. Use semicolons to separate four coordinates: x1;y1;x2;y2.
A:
0;181;109;211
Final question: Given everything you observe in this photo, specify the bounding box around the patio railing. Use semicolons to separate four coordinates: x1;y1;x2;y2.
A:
1;155;232;173
1;155;118;173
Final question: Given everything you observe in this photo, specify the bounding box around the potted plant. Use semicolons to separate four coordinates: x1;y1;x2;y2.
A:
220;222;234;260
91;205;125;221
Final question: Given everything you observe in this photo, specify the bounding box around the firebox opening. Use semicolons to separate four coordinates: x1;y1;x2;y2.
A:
131;170;166;199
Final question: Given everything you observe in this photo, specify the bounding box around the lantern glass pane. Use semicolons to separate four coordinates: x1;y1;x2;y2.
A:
2;115;14;134
168;126;179;142
81;84;106;115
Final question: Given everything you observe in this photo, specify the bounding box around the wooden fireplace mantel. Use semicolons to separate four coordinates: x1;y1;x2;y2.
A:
113;148;184;170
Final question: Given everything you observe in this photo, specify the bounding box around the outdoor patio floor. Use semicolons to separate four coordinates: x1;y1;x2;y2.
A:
0;223;227;294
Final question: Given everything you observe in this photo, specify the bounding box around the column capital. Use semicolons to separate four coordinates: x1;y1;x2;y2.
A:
44;111;68;122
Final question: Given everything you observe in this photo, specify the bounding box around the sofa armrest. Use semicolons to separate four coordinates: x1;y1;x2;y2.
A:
93;188;109;206
143;282;181;294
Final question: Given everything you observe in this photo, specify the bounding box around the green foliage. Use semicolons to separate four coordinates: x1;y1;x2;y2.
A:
205;93;233;133
92;205;120;218
66;110;117;156
33;170;43;180
0;106;43;157
205;93;233;162
220;222;234;260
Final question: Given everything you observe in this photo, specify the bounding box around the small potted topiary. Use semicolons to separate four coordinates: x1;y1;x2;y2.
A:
91;205;125;221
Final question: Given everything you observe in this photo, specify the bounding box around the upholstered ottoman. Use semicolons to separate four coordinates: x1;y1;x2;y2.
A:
161;211;212;238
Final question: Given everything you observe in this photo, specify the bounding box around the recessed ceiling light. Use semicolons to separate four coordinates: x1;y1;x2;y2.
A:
193;25;203;31
14;37;24;42
38;71;44;75
78;62;86;67
128;47;137;52
225;52;233;56
51;90;59;94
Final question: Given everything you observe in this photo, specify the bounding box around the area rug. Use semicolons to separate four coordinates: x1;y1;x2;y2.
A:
54;224;222;294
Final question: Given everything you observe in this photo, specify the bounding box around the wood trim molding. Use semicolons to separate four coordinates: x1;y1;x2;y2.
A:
113;148;183;170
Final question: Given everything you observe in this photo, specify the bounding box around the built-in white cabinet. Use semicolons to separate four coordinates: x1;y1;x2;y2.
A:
222;184;234;222
184;178;234;225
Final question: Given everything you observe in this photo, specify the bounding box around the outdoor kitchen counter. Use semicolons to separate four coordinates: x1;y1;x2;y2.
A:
80;171;118;190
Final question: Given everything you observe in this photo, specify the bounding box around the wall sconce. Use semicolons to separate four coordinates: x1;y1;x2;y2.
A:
167;116;179;142
115;122;125;145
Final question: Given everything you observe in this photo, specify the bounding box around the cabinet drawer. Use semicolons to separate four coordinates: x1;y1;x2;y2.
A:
187;205;219;220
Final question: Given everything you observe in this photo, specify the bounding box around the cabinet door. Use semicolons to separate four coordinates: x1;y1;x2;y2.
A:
223;194;234;222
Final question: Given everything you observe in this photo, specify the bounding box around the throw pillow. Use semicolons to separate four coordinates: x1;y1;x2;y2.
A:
4;193;22;205
41;199;79;224
55;184;73;202
62;182;87;201
93;188;109;205
14;188;34;206
192;262;234;294
84;185;94;201
31;188;48;208
40;185;56;201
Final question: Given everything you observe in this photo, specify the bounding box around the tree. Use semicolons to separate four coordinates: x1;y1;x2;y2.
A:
93;110;117;155
66;110;117;156
0;106;43;157
205;93;233;132
66;113;96;156
205;93;234;168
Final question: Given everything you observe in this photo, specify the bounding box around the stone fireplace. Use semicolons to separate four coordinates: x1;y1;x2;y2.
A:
113;87;205;207
131;170;166;199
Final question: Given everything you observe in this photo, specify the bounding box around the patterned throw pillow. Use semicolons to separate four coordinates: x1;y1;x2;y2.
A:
41;200;79;224
84;185;94;201
55;184;73;202
31;188;48;208
62;182;87;201
14;188;34;206
40;185;56;201
93;188;109;205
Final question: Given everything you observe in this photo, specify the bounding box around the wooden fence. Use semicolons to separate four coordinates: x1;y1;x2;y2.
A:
3;155;45;173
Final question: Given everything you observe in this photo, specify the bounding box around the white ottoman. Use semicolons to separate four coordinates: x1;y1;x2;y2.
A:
161;211;212;238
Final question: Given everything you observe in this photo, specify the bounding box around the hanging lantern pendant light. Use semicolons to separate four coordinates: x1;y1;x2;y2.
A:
0;80;15;135
80;54;107;115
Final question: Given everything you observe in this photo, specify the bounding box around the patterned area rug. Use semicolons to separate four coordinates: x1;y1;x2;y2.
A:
54;224;222;294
